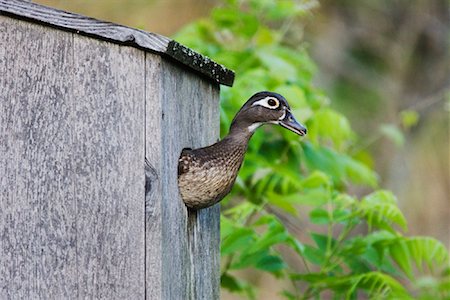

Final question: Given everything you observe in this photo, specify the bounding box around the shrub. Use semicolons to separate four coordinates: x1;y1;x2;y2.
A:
175;1;450;298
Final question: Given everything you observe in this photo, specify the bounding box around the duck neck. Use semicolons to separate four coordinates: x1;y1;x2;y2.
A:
225;121;260;145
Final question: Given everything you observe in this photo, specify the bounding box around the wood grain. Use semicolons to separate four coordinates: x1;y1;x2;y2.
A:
0;17;76;299
145;54;163;300
71;35;145;299
0;15;146;299
144;56;220;299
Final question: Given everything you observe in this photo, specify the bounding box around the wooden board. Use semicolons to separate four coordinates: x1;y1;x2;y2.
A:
0;16;145;299
72;35;145;299
0;17;77;299
144;54;163;299
145;58;220;299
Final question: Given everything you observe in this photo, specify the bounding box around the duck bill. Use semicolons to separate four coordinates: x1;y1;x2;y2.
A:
279;111;307;136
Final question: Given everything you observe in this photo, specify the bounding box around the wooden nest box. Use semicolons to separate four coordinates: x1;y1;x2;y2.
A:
0;0;234;299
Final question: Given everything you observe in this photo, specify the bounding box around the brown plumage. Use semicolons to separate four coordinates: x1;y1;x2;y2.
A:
178;91;307;209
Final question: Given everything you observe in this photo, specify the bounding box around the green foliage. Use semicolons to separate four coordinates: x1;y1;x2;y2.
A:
174;0;450;298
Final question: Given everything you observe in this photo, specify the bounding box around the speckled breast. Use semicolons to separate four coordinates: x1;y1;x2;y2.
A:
177;142;246;209
178;165;239;209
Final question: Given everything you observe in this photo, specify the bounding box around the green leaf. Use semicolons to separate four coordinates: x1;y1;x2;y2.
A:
246;230;289;255
303;143;377;187
221;273;256;299
280;290;297;300
290;272;329;282
224;202;259;224
307;109;354;149
303;245;326;265
255;26;275;46
221;272;244;292
332;208;353;223
301;171;332;189
287;236;305;256
255;254;286;275
232;250;269;269
346;272;410;298
221;227;255;255
359;190;407;231
256;47;298;81
380;124;405;147
309;208;330;224
389;241;413;278
291;188;330;206
275;85;309;109
291;272;410;298
220;216;236;240
310;232;335;252
252;214;277;226
400;109;419;129
266;192;298;216
389;237;449;277
344;155;378;187
334;193;358;207
363;230;397;245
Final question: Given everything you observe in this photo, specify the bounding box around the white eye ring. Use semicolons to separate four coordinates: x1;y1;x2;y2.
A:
252;96;280;109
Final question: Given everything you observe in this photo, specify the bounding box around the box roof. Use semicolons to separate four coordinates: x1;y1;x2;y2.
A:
0;0;235;86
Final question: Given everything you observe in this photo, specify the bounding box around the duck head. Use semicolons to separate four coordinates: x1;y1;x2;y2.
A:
230;91;307;136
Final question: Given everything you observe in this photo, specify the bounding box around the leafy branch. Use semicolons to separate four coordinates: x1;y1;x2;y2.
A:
174;0;450;299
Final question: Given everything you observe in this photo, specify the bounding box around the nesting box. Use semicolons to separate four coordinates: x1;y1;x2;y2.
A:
0;1;234;299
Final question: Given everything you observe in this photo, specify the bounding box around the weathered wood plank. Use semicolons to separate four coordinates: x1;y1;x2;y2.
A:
72;35;145;299
0;17;76;299
167;65;221;299
0;0;235;86
144;58;220;299
0;15;147;299
188;206;221;299
145;54;163;300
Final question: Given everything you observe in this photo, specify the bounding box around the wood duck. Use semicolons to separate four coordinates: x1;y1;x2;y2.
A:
178;91;307;210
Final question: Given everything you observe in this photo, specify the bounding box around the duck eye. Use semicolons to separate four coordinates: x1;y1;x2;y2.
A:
267;98;279;108
252;96;280;109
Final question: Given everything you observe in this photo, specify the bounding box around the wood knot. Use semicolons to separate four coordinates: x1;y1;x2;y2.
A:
145;158;158;216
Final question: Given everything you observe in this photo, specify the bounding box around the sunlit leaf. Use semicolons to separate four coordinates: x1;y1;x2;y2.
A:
266;192;298;215
307;109;354;150
290;188;330;206
380;124;405;147
359;190;407;231
301;171;332;189
400;109;419;129
255;255;286;275
221;227;255;255
311;232;335;252
303;245;326;265
346;272;409;298
390;241;413;278
287;236;305;256
245;230;289;255
309;208;330;224
303;143;378;187
221;215;236;239
389;237;449;278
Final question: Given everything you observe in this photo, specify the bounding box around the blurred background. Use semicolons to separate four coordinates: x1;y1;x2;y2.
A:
308;0;450;250
34;0;450;298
